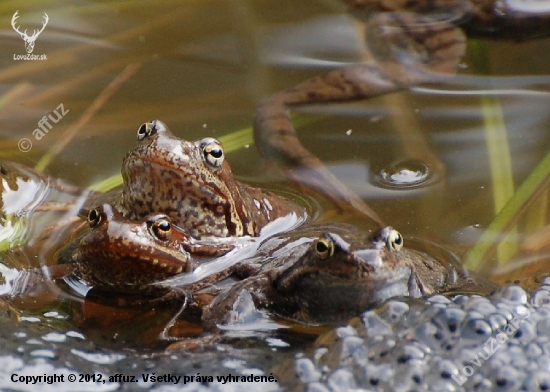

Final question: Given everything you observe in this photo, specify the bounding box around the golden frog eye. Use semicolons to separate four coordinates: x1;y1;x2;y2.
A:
316;235;335;260
87;208;101;228
201;138;224;168
387;229;404;251
137;121;156;141
151;218;172;241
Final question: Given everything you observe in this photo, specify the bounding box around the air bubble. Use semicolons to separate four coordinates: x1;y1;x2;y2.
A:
376;159;432;188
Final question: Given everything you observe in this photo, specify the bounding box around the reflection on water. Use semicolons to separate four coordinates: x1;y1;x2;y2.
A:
0;0;549;390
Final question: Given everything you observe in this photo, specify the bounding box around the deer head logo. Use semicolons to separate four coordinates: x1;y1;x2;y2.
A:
11;11;49;54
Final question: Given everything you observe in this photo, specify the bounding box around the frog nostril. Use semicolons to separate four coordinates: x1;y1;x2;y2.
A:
353;250;383;269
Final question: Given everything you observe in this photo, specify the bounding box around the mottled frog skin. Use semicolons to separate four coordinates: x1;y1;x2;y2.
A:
117;120;305;239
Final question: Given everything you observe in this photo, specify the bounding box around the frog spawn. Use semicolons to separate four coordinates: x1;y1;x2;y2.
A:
290;281;550;391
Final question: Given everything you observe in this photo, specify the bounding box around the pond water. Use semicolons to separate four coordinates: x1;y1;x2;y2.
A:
0;0;550;391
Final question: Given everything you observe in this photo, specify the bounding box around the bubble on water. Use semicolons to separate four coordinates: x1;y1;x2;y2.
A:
376;159;432;188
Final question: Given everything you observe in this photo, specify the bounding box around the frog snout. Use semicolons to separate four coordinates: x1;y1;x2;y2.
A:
352;249;383;269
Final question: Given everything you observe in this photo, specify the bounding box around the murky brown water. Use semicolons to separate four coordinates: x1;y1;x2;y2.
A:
1;1;550;390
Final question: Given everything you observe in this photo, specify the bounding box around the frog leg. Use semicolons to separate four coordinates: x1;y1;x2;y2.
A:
202;275;276;332
407;268;430;298
157;293;189;341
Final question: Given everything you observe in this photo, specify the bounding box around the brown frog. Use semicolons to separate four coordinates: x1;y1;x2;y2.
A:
71;203;235;295
116;120;305;240
254;1;550;223
202;224;497;328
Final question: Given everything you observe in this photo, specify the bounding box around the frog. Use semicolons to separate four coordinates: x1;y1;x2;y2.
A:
60;204;494;327
116;120;306;240
254;0;550;223
201;224;498;329
70;203;236;295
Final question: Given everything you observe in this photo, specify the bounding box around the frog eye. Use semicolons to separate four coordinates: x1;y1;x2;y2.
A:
87;208;102;228
151;219;172;241
137;121;156;141
387;229;404;251
201;138;224;168
316;235;335;260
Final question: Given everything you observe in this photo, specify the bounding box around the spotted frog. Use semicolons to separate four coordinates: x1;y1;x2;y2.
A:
117;120;305;239
202;224;497;328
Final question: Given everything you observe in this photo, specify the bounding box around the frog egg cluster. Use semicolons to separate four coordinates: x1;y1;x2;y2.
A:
292;280;550;392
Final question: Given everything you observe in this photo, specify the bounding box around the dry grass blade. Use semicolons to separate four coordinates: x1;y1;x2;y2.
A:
24;61;124;107
34;62;143;172
0;82;33;110
0;6;185;83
